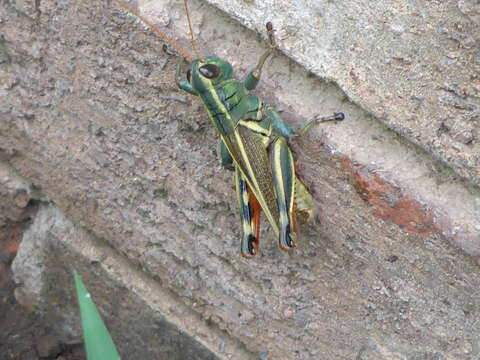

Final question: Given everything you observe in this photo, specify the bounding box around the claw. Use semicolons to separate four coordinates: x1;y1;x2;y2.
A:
279;225;297;251
266;21;276;49
315;112;345;123
241;234;259;258
162;44;177;57
295;112;345;137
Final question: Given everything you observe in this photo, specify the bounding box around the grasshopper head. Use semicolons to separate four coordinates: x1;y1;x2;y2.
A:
189;56;234;91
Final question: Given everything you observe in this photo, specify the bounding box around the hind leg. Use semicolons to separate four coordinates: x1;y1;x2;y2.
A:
235;167;262;257
220;142;262;257
269;136;297;250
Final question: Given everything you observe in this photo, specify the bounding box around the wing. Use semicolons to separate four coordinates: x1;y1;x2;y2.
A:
198;85;280;235
224;125;280;236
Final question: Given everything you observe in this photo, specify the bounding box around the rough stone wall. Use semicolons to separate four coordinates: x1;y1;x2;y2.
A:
0;161;38;264
1;0;480;359
205;0;480;187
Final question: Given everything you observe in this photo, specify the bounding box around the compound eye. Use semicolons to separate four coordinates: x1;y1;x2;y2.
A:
186;69;191;83
199;64;220;79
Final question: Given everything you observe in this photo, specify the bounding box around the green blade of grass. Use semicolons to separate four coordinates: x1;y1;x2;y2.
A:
74;270;121;360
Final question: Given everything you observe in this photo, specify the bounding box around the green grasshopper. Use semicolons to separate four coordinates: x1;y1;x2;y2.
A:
115;0;344;257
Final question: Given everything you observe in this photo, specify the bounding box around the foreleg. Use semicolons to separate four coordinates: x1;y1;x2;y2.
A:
176;58;198;95
219;141;234;170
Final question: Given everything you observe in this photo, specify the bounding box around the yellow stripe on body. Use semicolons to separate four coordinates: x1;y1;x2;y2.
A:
199;79;280;235
238;120;272;138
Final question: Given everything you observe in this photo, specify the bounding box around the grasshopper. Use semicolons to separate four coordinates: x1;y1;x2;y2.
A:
115;0;344;257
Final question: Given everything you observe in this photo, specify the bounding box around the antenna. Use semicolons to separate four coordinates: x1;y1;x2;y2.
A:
113;0;194;62
183;0;202;60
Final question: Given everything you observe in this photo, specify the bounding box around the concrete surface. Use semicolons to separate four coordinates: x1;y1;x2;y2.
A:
201;0;480;187
136;0;480;262
12;203;241;359
1;0;480;359
0;160;37;227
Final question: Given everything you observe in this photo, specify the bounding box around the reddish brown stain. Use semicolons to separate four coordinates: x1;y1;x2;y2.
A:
0;223;23;257
340;157;437;237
